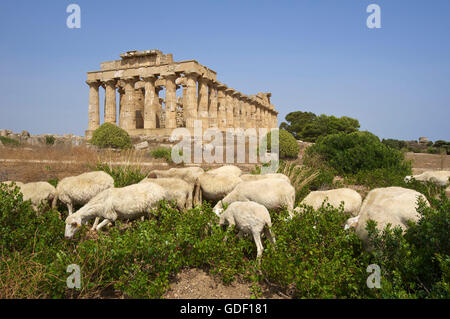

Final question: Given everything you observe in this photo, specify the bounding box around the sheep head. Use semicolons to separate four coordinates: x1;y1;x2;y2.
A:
65;214;83;239
344;215;360;230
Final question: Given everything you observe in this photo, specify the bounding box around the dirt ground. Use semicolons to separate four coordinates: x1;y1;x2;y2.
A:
163;268;286;299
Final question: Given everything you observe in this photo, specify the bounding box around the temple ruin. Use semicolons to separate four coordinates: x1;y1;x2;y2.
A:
85;50;278;137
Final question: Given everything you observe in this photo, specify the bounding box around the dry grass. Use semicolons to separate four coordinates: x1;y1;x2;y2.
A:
280;161;319;190
0;253;54;299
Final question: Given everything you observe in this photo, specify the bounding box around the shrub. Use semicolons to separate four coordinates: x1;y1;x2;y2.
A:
265;129;300;159
305;131;411;177
366;194;450;298
45;135;55;145
95;163;147;187
280;111;360;142
0;136;19;147
151;147;172;162
382;138;407;151
90;123;132;149
261;204;369;298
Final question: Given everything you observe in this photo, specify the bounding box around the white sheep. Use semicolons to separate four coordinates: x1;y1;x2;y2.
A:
298;188;362;217
198;172;242;202
349;187;430;248
1;181;55;211
139;177;194;209
53;171;114;215
219;201;276;260
20;182;57;211
64;182;168;239
404;170;450;187
240;173;290;183
150;167;204;205
213;179;296;217
207;165;242;177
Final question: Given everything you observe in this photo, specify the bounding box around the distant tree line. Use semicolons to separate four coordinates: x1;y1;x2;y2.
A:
279;111;360;142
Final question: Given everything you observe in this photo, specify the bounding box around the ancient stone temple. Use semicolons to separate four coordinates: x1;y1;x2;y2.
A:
85;50;278;137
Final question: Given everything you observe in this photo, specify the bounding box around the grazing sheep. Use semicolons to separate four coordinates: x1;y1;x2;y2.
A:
53;171;114;215
1;181;55;211
240;173;290;183
64;182;168;239
299;188;362;217
20;182;56;211
351;187;430;248
213;179;295;217
219;201;276;260
139;177;194;209
207;165;242;177
198;172;242;202
405;170;450;187
150;167;204;205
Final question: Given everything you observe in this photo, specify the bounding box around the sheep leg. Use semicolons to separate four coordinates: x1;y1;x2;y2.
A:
252;230;264;260
67;203;74;215
237;230;245;239
95;219;112;231
264;227;276;245
91;217;100;231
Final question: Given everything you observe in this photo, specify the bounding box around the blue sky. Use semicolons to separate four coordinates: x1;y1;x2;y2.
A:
0;0;449;141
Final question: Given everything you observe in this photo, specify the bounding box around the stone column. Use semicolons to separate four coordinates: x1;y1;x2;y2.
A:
225;89;235;128
255;105;261;129
185;72;199;129
155;87;163;128
134;87;145;129
250;102;256;129
208;81;218;128
163;72;177;129
262;108;268;129
143;75;158;129
104;79;117;124
122;76;139;130
240;98;246;129
176;76;188;127
217;84;227;130
117;83;125;128
87;80;101;131
197;77;209;129
244;99;252;129
233;92;241;129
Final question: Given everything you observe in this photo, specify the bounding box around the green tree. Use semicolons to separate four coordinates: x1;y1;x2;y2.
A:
280;111;360;142
90;123;132;149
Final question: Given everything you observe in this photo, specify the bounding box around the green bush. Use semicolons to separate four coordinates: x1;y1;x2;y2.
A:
261;204;369;298
366;194;450;298
45;135;55;145
382;138;408;151
279;111;360;142
90;123;132;149
305;131;411;177
151;147;172;162
0;136;19;146
265;129;300;159
95;163;146;187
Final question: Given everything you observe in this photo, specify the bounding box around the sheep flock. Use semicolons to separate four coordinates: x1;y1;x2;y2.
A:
2;166;448;259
